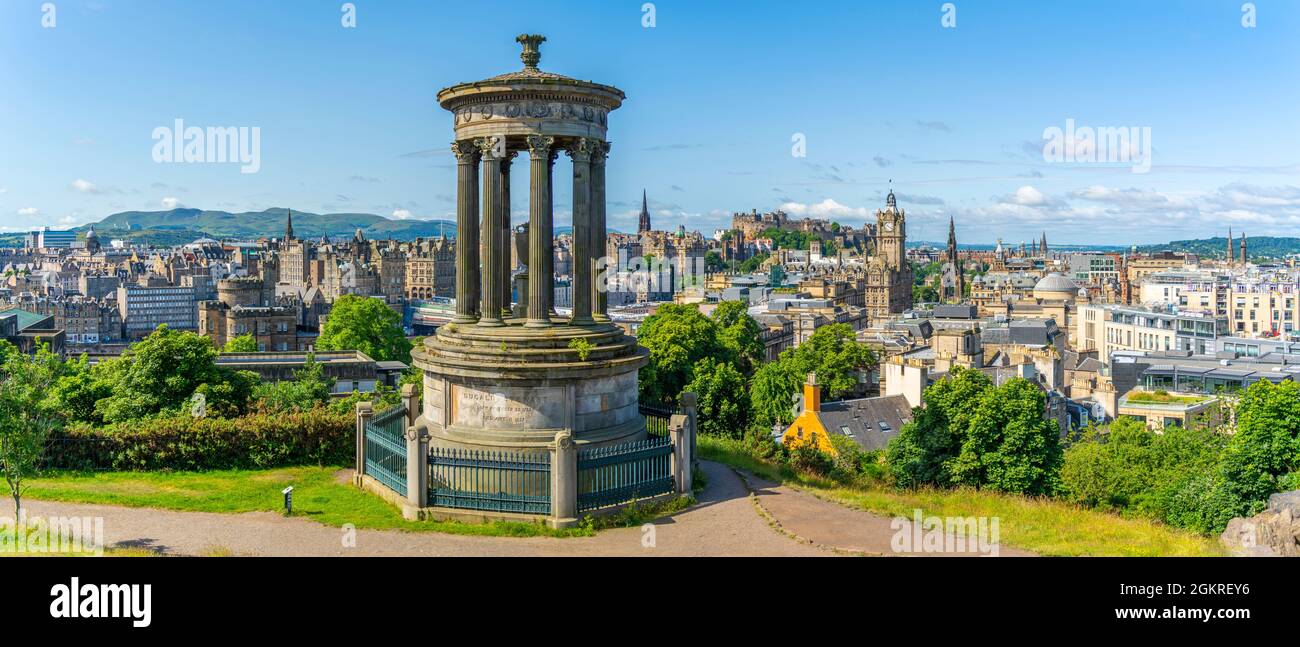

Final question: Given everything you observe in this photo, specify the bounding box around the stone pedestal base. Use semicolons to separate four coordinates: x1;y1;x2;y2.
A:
413;320;649;453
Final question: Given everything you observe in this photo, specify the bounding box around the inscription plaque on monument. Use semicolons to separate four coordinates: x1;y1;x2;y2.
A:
451;384;565;429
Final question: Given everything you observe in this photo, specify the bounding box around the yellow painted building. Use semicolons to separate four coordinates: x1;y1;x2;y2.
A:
782;374;833;453
782;372;914;455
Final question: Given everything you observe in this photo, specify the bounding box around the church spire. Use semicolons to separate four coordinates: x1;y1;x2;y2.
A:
285;209;294;241
638;189;651;234
946;216;958;263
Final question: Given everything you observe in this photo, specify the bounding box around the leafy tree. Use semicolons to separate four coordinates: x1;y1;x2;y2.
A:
711;300;764;377
738;253;768;274
95;325;258;423
683;357;749;438
790;323;876;399
1061;417;1226;515
948;377;1062;495
223;334;259;353
49;355;111;425
704;250;724;272
636;304;730;407
1219;379;1300;510
887;366;991;489
887;368;1062;495
317;295;412;363
0;345;63;516
749;360;802;430
253;353;335;413
748;324;876;431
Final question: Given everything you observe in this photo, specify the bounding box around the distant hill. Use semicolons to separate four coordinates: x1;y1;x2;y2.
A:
1135;236;1300;259
86;208;455;242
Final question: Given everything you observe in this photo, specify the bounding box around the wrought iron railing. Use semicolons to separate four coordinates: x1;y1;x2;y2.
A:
428;448;551;515
576;435;674;513
639;403;676;438
364;405;408;497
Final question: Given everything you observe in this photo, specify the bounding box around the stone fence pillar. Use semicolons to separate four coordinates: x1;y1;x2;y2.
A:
669;414;692;495
405;424;430;510
549;430;577;529
679;391;699;465
354;401;372;487
401;383;419;428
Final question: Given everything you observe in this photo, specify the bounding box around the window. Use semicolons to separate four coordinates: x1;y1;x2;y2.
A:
878;421;892;433
840;425;854;438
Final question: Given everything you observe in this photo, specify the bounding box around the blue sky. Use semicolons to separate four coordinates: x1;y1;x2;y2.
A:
1;0;1297;244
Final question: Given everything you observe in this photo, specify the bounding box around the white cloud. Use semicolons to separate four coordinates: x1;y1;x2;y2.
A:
1009;185;1047;206
71;179;99;194
161;197;184;209
778;198;871;219
391;209;414;220
17;207;39;216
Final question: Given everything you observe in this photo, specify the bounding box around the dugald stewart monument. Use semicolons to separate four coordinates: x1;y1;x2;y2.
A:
414;34;648;454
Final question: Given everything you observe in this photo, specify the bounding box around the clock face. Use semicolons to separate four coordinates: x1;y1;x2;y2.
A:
884;221;894;232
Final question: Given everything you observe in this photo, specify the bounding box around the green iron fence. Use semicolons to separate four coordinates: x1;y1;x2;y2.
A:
428;449;551;515
640;403;675;438
576;435;675;513
364;406;408;497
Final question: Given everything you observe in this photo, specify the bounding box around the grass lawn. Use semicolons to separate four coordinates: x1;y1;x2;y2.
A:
22;466;592;538
1124;391;1208;404
699;436;1225;557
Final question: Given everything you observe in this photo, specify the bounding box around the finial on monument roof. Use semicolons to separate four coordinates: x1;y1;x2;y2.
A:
516;34;546;71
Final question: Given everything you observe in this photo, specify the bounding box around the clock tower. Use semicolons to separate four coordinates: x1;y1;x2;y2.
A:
876;190;905;270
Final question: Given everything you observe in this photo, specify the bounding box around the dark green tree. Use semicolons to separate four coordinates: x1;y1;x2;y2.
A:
223;334;259;353
683;356;749;438
636;304;729;407
317;294;413;363
711;300;764;377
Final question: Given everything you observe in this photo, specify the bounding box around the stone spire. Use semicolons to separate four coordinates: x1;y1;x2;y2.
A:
946;216;958;263
1040;231;1048;255
1240;232;1247;266
285;209;294;241
638;189;651;234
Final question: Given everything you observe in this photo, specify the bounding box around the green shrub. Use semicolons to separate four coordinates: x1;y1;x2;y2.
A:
789;443;833;477
45;408;355;471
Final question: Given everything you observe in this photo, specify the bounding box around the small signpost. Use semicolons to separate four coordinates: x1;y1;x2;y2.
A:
282;486;294;515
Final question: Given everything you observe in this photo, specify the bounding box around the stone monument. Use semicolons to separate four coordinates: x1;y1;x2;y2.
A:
413;34;649;454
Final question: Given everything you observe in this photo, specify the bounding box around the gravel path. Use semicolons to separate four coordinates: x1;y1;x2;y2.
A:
23;461;828;557
24;461;1032;556
734;470;1035;557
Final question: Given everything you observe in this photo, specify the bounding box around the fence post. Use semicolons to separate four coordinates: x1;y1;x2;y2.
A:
669;414;692;495
401;383;419;429
404;424;430;515
549;429;577;529
354;401;373;487
679;391;699;466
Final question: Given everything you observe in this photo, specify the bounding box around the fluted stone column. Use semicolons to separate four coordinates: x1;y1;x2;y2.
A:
567;138;596;326
475;136;504;326
525;135;555;327
591;141;610;322
451;141;480;323
547;149;558;319
500;151;516;319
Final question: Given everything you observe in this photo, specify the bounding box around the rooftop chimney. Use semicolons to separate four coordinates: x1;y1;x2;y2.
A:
803;372;821;413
